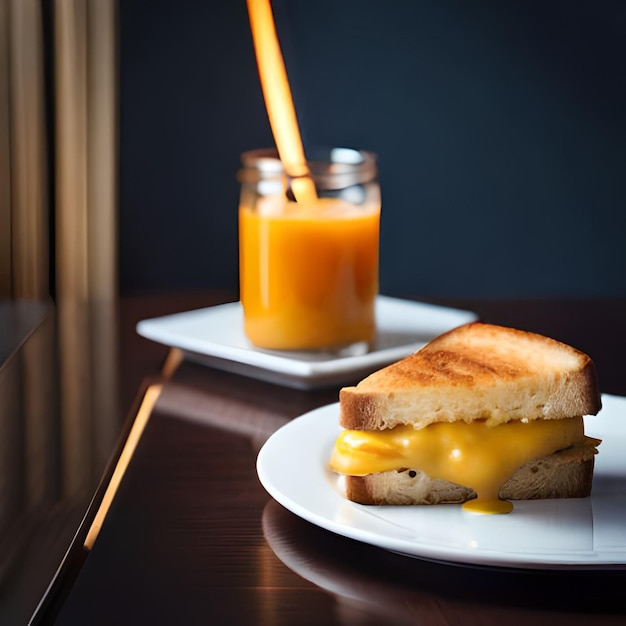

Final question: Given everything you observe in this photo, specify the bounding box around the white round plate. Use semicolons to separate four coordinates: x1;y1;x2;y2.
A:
257;394;626;570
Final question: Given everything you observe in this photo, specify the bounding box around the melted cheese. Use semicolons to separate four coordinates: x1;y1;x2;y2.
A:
329;417;585;514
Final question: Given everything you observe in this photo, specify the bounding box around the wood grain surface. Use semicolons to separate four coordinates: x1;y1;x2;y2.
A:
45;294;626;624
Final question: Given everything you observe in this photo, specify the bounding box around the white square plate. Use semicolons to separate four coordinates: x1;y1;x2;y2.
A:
136;296;477;388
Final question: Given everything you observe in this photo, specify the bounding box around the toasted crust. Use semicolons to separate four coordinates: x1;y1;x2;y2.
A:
341;438;600;505
339;322;601;431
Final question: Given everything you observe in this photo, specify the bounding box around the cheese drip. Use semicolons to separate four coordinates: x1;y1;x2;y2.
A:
329;417;585;514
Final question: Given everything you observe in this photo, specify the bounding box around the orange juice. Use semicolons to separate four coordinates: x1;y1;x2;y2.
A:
239;197;380;350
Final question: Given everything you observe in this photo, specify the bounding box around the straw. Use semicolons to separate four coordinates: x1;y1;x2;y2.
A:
246;0;317;203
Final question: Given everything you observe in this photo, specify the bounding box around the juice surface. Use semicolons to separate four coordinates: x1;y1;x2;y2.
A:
239;198;380;350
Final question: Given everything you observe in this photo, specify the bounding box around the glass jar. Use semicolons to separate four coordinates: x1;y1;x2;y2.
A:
238;147;381;352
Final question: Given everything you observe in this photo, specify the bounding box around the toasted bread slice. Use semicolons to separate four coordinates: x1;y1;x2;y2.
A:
341;437;600;505
340;322;601;431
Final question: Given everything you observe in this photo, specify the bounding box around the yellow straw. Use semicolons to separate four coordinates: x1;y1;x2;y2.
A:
246;0;317;203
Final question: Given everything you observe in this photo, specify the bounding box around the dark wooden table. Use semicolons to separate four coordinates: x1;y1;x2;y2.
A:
4;294;626;625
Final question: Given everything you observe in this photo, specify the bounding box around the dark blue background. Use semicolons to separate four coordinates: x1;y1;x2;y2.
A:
119;0;625;298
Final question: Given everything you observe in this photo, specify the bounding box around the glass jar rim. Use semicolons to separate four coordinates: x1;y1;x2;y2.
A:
237;147;378;187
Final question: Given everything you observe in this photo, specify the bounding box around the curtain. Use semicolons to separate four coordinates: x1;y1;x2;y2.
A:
0;0;118;301
0;0;49;299
55;0;118;302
